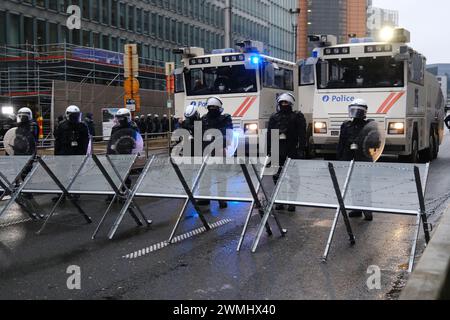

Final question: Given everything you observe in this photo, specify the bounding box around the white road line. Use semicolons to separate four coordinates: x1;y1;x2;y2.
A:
122;219;233;260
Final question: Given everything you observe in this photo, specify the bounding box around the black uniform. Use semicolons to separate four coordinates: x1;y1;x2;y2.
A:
337;119;373;161
107;121;140;155
146;116;154;134
181;114;201;157
152;117;161;133
54;120;90;155
337;118;374;221
161;116;170;133
0;115;16;145
11;120;39;156
267;108;307;182
138;118;147;136
201;112;233;152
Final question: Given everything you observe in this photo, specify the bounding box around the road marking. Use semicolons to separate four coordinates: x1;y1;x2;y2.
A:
122;219;233;260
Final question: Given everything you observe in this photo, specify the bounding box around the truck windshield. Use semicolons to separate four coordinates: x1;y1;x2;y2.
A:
317;56;404;89
185;65;258;96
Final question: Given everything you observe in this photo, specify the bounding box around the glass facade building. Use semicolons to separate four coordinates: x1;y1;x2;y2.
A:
0;0;297;62
297;0;369;59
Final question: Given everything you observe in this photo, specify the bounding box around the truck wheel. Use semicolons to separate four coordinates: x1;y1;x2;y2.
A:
433;131;439;160
400;132;419;163
419;132;435;163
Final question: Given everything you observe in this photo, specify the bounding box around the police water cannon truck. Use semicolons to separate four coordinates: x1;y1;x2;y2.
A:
299;28;445;162
173;40;298;137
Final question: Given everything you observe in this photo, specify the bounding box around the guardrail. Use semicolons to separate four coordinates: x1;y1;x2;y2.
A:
0;132;172;164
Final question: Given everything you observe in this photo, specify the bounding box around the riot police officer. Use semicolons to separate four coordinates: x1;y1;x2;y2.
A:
106;109;145;206
146;114;154;135
337;99;374;221
161;114;170;132
54;105;90;156
180;105;201;157
12;107;38;156
182;105;201;135
199;96;233;209
153;114;161;134
138;115;147;136
267;93;307;212
107;108;141;155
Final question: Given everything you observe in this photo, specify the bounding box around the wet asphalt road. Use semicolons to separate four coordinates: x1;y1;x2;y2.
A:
1;132;450;300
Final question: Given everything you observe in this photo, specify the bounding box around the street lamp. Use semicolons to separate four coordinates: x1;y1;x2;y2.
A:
289;8;301;62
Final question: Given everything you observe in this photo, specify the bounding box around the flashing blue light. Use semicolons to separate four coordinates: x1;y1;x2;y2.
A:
250;56;260;64
312;51;319;58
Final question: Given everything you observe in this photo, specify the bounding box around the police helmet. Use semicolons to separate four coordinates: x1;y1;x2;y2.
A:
17;107;33;124
206;96;224;113
349;99;368;120
276;93;295;112
116;108;132;124
184;105;199;118
65;105;81;123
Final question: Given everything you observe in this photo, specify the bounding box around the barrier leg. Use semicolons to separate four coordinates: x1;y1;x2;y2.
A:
328;163;355;245
322;160;355;262
251;159;291;253
92;194;118;239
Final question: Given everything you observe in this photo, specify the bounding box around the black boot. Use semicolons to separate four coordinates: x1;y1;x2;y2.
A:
219;201;228;209
275;204;285;210
197;200;211;206
288;205;296;212
363;211;373;221
348;211;363;218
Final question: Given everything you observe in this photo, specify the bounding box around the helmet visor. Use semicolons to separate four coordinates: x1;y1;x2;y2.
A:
349;105;367;119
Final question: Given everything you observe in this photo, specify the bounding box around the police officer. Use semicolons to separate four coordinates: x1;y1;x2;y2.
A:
106;109;143;205
337;99;373;221
0;113;16;145
54;105;90;156
138;115;147;136
182;105;201;135
153;114;161;133
267;93;307;212
181;105;201;157
12;107;38;156
199;96;233;209
107;108;140;155
161;114;170;132
145;114;154;135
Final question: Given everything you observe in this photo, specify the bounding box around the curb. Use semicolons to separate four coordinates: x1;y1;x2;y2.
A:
401;204;450;300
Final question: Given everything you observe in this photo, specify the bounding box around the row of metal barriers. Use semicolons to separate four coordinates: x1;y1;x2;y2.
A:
0;154;431;272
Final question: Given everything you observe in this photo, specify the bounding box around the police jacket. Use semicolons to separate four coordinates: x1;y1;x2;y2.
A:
146;118;153;133
54;120;90;156
181;116;200;136
267;109;307;158
201;113;233;150
107;122;140;155
337;119;373;161
161;117;170;132
153;118;161;133
8;121;38;156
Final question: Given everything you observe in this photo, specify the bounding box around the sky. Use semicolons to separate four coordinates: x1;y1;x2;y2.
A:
373;0;449;64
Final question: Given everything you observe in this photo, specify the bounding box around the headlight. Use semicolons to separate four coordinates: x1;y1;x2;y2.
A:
244;123;259;134
388;122;405;135
314;122;327;134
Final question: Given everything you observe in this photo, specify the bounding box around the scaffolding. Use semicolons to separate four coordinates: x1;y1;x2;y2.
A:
0;43;168;137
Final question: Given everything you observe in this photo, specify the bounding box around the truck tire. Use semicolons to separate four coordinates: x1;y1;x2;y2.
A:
419;131;435;163
433;130;439;160
400;130;419;163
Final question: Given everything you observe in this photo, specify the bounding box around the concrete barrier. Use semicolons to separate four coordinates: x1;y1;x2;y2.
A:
401;204;450;300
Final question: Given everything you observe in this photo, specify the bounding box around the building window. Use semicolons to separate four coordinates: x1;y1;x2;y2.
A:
111;0;118;26
119;3;126;29
102;0;109;24
24;16;34;46
0;11;6;45
8;13;21;45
